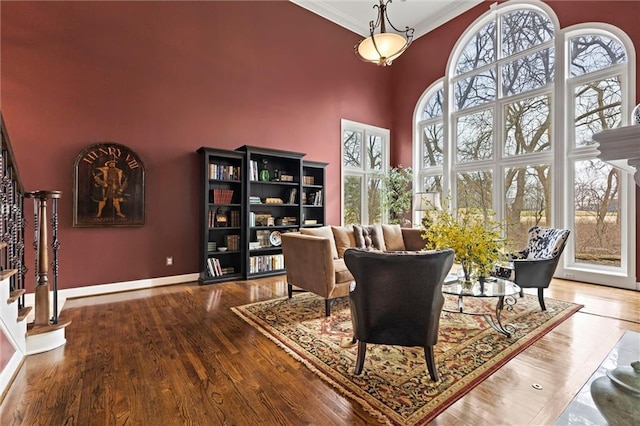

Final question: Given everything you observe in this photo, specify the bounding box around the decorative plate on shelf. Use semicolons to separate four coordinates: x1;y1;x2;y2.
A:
269;230;282;247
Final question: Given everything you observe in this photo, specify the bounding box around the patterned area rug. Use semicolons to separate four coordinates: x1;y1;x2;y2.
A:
232;293;582;425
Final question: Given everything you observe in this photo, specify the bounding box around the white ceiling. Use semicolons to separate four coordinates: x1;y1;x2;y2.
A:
290;0;484;39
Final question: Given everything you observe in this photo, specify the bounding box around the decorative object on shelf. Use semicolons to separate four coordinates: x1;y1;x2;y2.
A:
259;159;270;182
215;208;227;227
254;213;272;226
73;142;145;227
281;216;297;225
217;246;228;252
590;361;640;425
632;103;640;125
269;231;282;247
256;230;271;247
288;188;297;204
265;197;283;204
423;197;505;283
272;169;280;182
355;0;414;66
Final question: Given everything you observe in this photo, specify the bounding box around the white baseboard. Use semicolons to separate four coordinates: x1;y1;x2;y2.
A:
23;273;199;318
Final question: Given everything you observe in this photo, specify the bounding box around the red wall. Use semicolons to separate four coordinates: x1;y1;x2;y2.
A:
1;1;393;289
390;0;640;278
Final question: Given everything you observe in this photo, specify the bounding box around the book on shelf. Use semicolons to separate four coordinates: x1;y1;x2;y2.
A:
209;164;241;181
207;257;223;277
212;189;234;204
249;253;284;274
225;234;240;251
229;210;240;227
249;160;259;181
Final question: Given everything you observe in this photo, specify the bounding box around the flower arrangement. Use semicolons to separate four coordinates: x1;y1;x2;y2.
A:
422;201;505;281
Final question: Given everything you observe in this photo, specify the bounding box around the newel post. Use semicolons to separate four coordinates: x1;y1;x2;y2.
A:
25;190;61;326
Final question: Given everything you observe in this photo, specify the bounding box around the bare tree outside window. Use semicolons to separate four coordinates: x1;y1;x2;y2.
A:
423;124;444;167
421;89;444;119
456;170;493;216
456;21;495;75
343;130;362;168
574;77;622;147
456;109;493;163
344;175;362;225
570;35;626;77
501;10;554;56
573;160;621;266
505;164;551;248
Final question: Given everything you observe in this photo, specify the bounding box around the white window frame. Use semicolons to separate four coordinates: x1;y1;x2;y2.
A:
340;119;390;225
412;0;636;288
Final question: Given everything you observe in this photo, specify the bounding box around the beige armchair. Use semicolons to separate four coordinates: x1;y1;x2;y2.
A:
281;225;427;316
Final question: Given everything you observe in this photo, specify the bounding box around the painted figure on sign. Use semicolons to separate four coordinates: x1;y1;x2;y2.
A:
93;160;128;218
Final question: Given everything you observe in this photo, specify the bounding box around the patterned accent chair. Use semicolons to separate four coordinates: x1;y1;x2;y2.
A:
343;248;454;382
494;226;570;311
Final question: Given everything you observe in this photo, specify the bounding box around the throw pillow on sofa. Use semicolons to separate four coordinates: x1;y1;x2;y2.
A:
353;224;386;251
331;226;355;258
381;224;406;251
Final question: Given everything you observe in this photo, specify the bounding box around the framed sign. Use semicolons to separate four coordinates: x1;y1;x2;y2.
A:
73;142;145;227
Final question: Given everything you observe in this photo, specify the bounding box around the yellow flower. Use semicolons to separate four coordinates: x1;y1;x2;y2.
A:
422;200;505;278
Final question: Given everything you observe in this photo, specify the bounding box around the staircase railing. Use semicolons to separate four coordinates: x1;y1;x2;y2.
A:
0;114;27;314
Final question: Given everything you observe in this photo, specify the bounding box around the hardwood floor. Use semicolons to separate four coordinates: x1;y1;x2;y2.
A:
1;277;638;425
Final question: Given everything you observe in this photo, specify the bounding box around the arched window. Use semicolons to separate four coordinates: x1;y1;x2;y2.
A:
413;0;636;287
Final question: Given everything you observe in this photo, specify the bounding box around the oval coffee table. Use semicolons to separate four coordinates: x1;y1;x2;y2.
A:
442;278;521;338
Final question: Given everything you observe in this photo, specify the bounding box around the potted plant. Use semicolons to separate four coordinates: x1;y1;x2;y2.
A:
382;165;413;226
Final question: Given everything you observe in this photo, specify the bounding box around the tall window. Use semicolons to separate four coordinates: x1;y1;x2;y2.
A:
414;1;635;287
341;119;389;225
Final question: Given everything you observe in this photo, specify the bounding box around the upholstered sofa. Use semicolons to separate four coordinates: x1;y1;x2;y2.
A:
280;224;426;316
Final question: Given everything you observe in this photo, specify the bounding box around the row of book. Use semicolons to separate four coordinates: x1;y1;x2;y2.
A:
209;164;241;181
249;254;284;274
248;160;260;181
225;234;240;251
206;257;235;277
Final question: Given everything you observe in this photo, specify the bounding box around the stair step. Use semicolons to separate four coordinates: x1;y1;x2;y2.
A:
7;288;25;304
17;306;32;322
27;319;72;336
0;268;18;281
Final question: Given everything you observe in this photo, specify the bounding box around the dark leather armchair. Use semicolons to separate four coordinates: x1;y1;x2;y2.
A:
343;248;454;382
494;226;570;311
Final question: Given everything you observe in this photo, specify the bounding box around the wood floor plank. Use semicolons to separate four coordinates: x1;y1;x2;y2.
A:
0;277;638;425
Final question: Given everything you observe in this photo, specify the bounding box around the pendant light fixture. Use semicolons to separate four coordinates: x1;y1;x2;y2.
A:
355;0;414;66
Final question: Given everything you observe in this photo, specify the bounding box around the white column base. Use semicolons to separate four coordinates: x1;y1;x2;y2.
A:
26;327;66;355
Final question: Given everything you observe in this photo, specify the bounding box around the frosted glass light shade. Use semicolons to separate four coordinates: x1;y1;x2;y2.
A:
357;32;408;65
